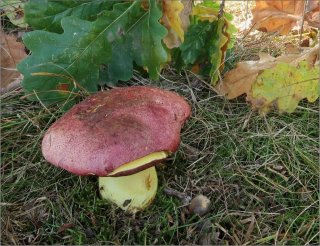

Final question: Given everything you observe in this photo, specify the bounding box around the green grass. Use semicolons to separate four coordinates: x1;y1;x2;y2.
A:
1;71;319;245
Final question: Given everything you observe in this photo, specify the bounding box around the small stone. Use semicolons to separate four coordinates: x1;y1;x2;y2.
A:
188;195;211;216
84;228;96;239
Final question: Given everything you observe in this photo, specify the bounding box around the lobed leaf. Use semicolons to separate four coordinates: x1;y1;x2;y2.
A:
179;21;212;65
208;18;229;85
173;1;236;85
18;0;168;105
133;0;168;79
24;0;113;33
191;1;236;85
192;2;219;22
251;0;319;35
1;30;27;90
162;0;185;48
215;45;320;114
249;61;319;114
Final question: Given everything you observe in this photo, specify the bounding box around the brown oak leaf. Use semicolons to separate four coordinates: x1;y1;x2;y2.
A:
215;44;319;101
252;0;319;35
1;31;26;90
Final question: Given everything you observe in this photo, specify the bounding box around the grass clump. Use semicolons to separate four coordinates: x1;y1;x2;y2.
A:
1;70;319;244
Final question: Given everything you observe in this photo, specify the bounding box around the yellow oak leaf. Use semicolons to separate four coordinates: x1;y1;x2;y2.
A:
215;44;319;99
191;4;219;22
215;44;319;113
162;0;185;48
248;61;319;114
214;53;277;99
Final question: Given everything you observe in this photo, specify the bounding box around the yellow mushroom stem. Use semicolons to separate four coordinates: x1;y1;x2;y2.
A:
99;151;168;213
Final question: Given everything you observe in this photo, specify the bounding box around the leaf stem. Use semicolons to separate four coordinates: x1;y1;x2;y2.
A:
218;0;225;19
299;0;308;47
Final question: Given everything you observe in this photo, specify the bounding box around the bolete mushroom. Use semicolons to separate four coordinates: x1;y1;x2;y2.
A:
42;86;191;213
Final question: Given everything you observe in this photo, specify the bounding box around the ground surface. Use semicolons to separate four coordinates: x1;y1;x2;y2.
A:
2;71;319;244
1;1;319;245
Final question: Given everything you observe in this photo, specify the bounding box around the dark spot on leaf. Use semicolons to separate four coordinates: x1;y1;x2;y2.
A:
258;27;268;32
57;83;69;92
99;186;104;190
117;27;125;37
100;64;107;71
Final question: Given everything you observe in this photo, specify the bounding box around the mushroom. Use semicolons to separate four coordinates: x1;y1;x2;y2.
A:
42;86;191;213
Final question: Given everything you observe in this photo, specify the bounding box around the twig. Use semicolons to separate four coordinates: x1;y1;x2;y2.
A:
299;0;308;47
0;76;22;95
218;0;226;19
164;187;191;205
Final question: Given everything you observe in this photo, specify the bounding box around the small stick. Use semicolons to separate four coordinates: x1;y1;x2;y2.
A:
218;0;226;19
0;77;21;95
164;187;191;205
299;0;308;47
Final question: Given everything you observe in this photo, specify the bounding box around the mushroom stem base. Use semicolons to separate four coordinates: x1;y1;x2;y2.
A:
99;167;158;213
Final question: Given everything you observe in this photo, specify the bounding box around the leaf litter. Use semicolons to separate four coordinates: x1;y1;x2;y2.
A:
215;44;319;113
0;30;26;92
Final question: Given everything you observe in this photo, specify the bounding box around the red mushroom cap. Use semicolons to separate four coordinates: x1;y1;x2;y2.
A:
42;86;191;176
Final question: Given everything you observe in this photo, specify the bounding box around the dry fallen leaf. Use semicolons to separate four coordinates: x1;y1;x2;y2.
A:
251;0;319;35
216;44;319;99
1;31;26;90
215;44;319;113
57;223;75;234
306;5;320;28
248;60;319;113
215;53;277;99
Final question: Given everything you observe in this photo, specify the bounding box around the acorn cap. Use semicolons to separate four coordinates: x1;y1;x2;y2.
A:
42;86;191;176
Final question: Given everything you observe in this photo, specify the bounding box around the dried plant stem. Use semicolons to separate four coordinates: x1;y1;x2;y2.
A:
164;187;191;205
218;0;225;19
299;0;308;47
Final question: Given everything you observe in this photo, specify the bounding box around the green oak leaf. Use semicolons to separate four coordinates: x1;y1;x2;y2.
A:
131;0;168;79
18;0;168;105
175;0;235;85
174;0;236;84
200;0;220;12
104;0;168;83
24;0;113;33
209;18;229;85
178;19;229;83
196;0;236;50
18;2;137;104
224;12;237;49
179;21;212;65
104;38;134;86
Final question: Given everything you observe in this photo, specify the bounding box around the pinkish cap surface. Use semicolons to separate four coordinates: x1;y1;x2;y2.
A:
42;86;191;176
